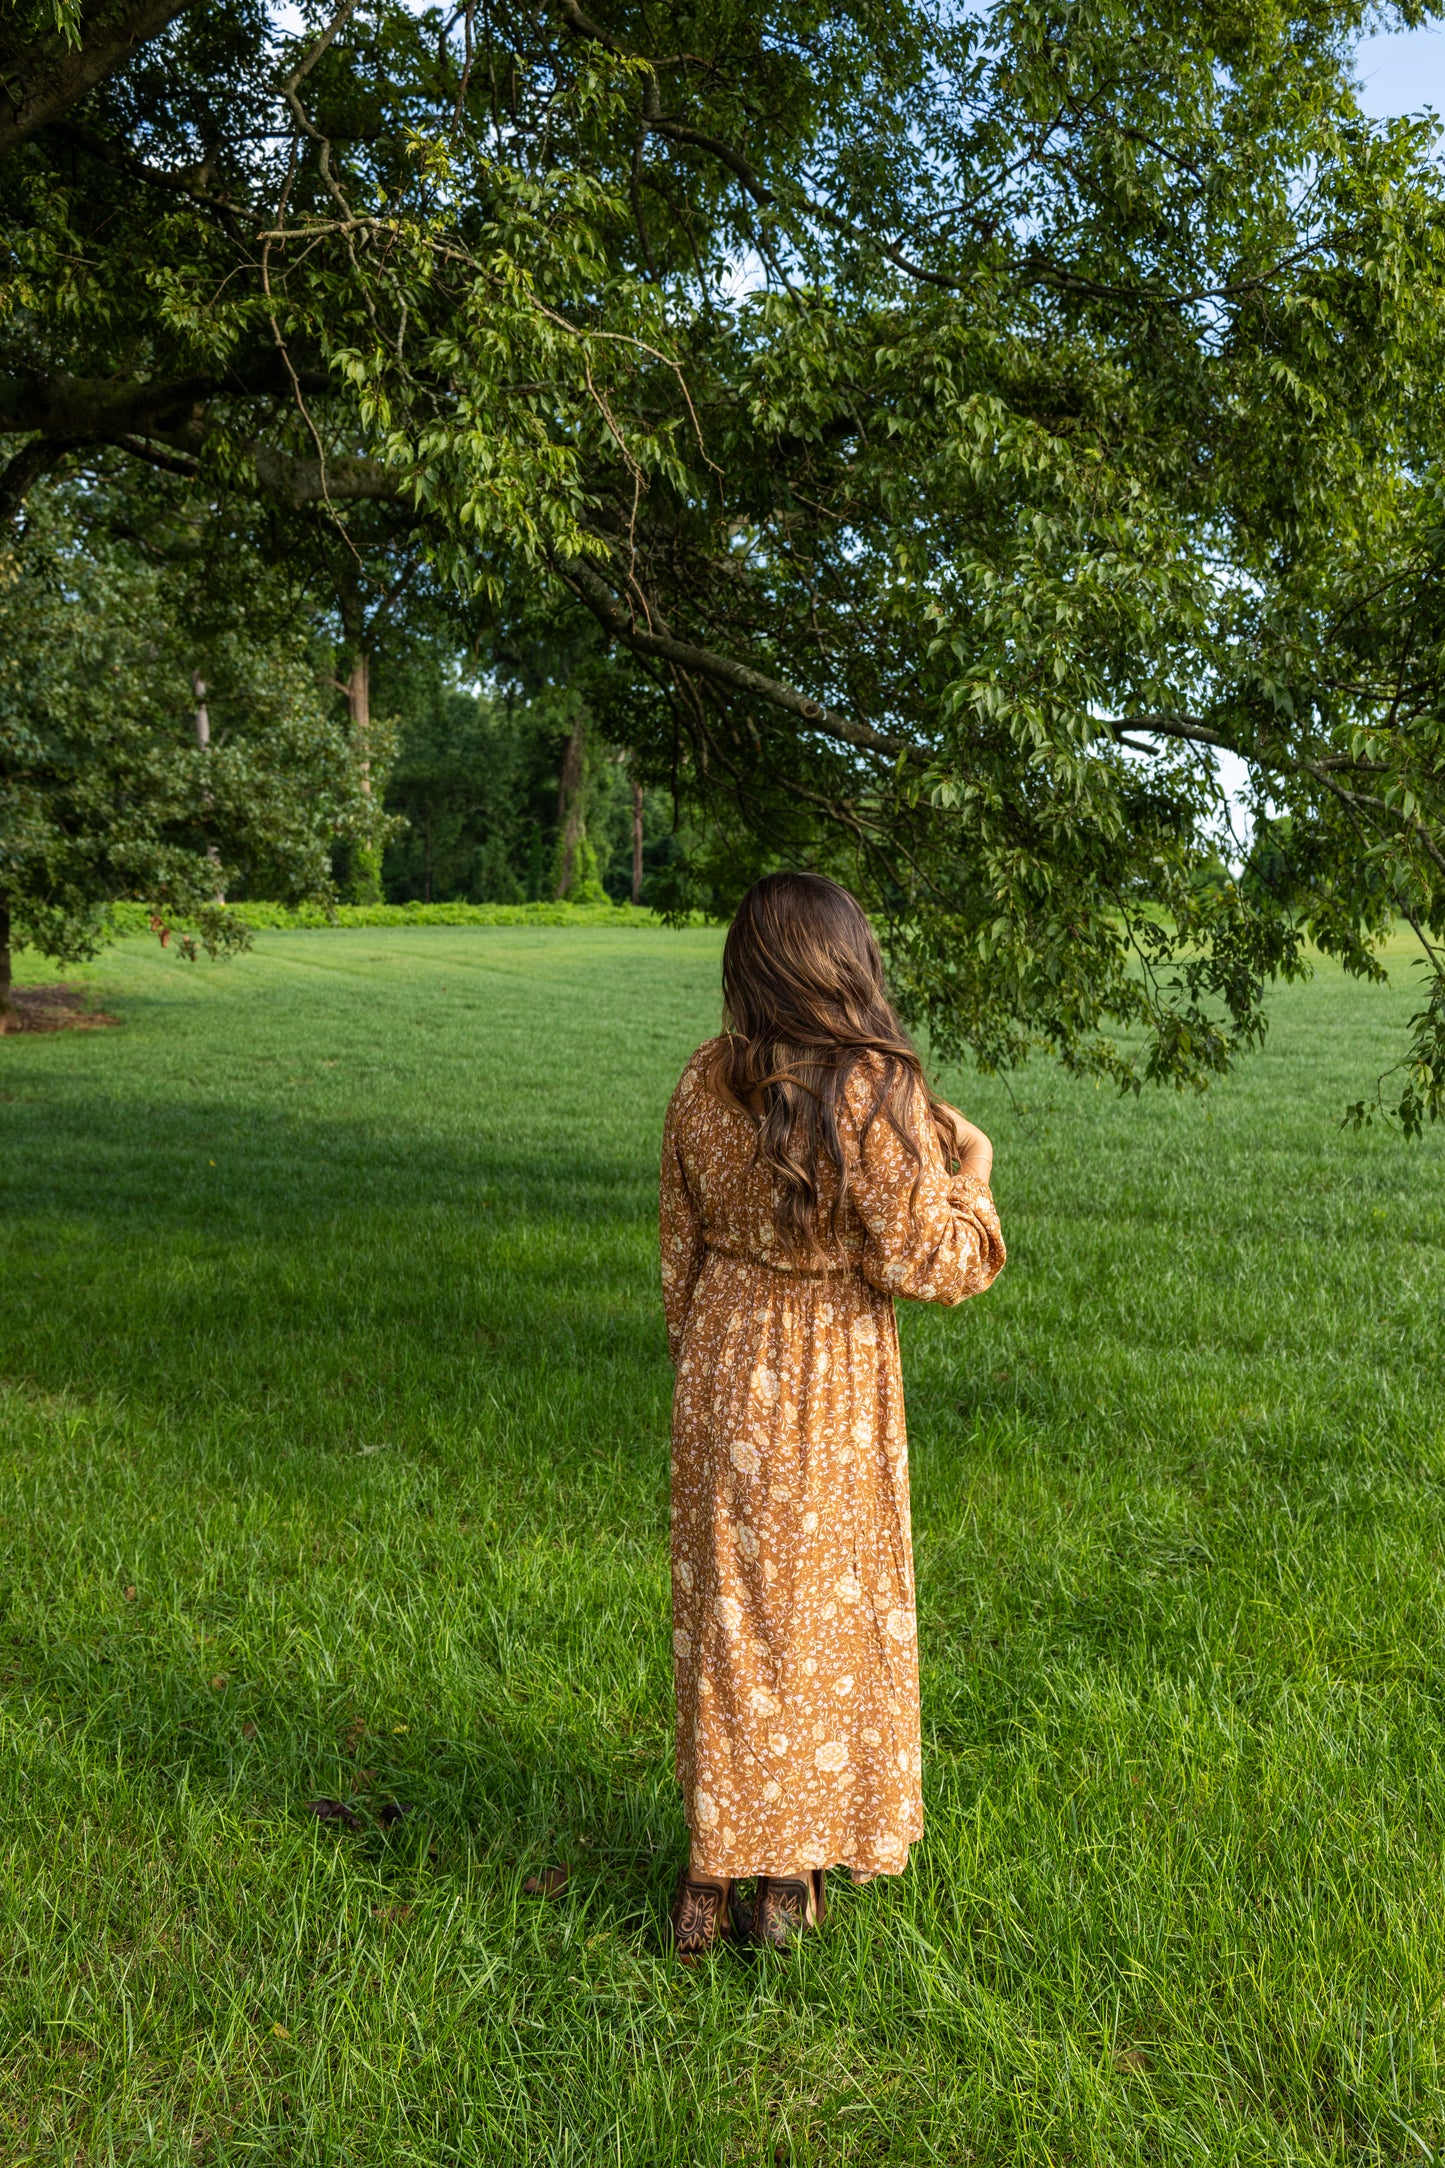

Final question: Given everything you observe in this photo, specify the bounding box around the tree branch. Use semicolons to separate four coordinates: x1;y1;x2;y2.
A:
558;553;915;761
0;436;71;525
0;0;195;160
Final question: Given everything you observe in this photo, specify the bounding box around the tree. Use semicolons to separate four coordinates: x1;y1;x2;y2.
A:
0;487;389;995
4;0;1445;1123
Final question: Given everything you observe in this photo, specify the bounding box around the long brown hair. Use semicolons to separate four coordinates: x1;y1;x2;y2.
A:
712;871;938;1260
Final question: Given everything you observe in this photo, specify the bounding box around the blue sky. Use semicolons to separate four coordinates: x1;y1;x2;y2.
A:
1355;23;1445;123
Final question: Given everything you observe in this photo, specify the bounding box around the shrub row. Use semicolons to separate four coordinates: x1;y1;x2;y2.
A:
106;898;663;935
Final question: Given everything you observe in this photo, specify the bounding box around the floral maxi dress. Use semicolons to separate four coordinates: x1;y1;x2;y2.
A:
660;1042;1006;1881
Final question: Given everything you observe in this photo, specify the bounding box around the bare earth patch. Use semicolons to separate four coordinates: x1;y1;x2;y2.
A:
0;985;120;1034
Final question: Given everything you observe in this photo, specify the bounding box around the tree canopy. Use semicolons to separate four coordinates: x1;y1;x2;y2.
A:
4;0;1445;1123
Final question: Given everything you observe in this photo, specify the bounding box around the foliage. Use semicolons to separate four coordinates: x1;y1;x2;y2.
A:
3;1;1445;1118
105;896;654;930
374;662;650;906
0;495;390;975
1;928;1442;2156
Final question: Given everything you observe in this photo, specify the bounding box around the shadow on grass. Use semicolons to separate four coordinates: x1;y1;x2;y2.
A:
3;1616;683;1935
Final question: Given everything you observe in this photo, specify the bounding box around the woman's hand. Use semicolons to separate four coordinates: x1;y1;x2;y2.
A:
932;1099;993;1185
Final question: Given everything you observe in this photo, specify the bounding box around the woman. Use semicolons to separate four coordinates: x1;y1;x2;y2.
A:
660;871;1005;1958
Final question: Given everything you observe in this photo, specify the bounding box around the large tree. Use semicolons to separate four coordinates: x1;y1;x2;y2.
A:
0;483;391;995
4;0;1445;1122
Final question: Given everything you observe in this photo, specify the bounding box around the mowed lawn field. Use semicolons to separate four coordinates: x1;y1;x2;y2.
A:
1;926;1443;2167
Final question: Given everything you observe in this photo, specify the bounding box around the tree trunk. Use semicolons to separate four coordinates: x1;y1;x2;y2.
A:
342;646;383;903
554;712;586;898
345;650;371;789
0;891;10;1011
192;669;224;902
631;774;644;907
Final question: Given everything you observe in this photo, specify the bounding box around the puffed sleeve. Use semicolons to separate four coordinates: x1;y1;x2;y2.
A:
844;1064;1005;1305
659;1073;707;1362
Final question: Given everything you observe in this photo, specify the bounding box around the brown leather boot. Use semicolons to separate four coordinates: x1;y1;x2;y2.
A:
752;1868;827;1949
671;1870;734;1962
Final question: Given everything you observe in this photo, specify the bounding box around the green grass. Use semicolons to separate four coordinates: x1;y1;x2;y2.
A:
1;926;1443;2166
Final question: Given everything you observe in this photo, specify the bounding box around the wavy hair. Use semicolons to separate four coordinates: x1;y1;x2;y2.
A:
710;871;940;1261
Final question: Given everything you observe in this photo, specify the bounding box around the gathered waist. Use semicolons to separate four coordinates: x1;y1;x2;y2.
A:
705;1241;861;1282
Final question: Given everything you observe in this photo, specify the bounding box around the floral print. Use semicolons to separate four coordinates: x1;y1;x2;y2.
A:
660;1041;1005;1880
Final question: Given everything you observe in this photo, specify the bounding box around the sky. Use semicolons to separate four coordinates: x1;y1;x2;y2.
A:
1355;23;1445;124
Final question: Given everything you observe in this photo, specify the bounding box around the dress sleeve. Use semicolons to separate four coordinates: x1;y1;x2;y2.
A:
659;1079;707;1362
845;1067;1005;1306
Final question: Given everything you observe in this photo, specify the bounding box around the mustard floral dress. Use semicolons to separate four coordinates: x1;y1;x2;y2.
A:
660;1041;1006;1881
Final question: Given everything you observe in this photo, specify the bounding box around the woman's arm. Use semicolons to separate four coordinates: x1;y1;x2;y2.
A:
847;1070;1005;1305
659;1084;707;1362
931;1098;993;1185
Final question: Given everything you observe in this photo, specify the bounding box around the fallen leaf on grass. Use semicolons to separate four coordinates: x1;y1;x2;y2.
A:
210;1675;228;1692
123;1586;136;1603
271;2024;291;2041
377;1800;413;1829
242;1722;258;1740
373;1903;414;1923
307;1798;364;1830
353;1767;376;1788
1112;2048;1151;2074
523;1866;571;1897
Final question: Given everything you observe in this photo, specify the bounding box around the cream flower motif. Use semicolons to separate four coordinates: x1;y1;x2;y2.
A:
762;1780;781;1803
861;1726;881;1746
851;1415;872;1448
752;1364;780;1405
835;1571;862;1604
853;1314;878;1346
694;1789;718;1828
768;1733;789;1756
715;1595;743;1633
672;1628;691;1659
735;1524;759;1561
897;1749;910;1773
875;1832;903;1859
802;1511;819;1534
763;1558;778;1584
729;1438;761;1477
802;1657;818;1675
722;1825;736;1848
772;1480;793;1502
675;1557;695;1591
815;1740;849;1772
748;1687;780;1717
885;1607;913;1642
834;1674;855;1696
821;1602;837;1621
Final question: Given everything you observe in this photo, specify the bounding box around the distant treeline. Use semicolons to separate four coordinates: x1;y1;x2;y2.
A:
370;660;679;910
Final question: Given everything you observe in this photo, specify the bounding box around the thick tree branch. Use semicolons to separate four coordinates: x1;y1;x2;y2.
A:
558;553;915;761
1110;713;1233;751
249;447;401;503
0;436;71;525
0;0;195;159
0;362;333;444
